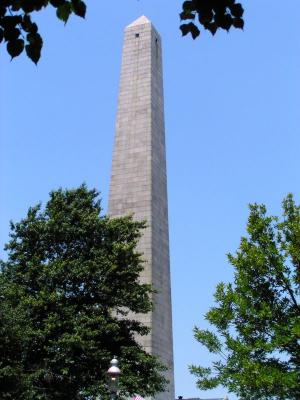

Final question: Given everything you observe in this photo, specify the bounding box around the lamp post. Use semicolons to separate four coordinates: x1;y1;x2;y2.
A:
107;356;121;400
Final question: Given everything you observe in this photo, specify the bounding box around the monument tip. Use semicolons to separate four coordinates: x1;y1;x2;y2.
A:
126;15;151;28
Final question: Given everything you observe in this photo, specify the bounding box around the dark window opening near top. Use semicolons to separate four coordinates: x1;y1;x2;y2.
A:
155;37;158;58
135;33;140;38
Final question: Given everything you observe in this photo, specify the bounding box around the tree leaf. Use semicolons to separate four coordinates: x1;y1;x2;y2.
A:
180;22;200;39
30;23;38;34
180;23;191;36
219;14;233;31
21;2;35;13
180;10;195;20
50;0;66;7
206;22;218;36
1;15;22;29
32;0;48;12
25;32;43;64
199;11;213;25
7;38;24;59
190;22;200;39
194;328;222;353
233;17;244;29
56;2;71;23
182;1;193;12
3;26;20;41
230;3;244;18
71;0;86;18
11;0;22;12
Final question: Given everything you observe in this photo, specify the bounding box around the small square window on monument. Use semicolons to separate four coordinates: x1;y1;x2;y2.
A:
135;33;139;38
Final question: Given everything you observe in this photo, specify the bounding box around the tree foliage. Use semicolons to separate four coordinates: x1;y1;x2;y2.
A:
191;195;300;400
180;0;244;39
0;0;86;63
1;1;245;63
0;185;166;400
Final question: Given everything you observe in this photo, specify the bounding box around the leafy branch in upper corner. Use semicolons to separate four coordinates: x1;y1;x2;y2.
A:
1;1;246;64
0;0;86;64
180;0;244;39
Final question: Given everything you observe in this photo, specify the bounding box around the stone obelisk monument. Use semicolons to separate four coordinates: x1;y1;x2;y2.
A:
108;16;174;400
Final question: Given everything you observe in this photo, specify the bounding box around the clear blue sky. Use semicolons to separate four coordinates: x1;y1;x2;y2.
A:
1;1;299;399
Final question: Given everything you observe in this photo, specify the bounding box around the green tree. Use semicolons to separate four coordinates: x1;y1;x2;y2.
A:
191;194;300;400
0;185;166;400
0;0;244;63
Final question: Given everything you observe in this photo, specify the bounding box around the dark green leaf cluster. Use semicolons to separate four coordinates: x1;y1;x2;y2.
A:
0;185;166;399
191;194;300;400
180;0;244;39
1;1;247;63
0;0;86;63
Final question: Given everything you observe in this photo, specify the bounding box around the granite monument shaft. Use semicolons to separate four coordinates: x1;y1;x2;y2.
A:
108;16;174;400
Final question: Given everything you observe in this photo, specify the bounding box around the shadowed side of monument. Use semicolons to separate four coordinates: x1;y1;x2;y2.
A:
108;16;174;400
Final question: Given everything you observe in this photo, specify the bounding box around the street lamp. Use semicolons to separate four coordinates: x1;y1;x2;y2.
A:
107;356;121;400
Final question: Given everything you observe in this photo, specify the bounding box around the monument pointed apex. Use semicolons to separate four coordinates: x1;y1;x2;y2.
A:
127;15;151;27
